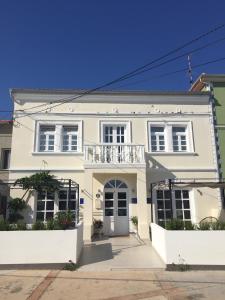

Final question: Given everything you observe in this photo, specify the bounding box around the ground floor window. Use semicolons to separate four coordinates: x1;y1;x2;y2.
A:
155;189;191;227
36;189;77;222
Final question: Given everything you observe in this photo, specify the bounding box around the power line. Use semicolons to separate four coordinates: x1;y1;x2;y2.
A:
13;22;225;119
115;56;225;89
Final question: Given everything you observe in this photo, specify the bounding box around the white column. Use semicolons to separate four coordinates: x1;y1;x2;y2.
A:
83;170;93;241
137;170;150;239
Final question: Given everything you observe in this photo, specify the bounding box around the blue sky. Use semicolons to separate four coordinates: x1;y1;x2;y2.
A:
1;0;225;119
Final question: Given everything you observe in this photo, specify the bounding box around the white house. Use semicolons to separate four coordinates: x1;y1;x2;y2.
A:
9;89;223;240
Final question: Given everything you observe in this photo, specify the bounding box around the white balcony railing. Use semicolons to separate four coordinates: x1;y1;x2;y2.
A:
84;144;145;164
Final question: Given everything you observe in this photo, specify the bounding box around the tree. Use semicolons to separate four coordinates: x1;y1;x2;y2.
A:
14;171;62;199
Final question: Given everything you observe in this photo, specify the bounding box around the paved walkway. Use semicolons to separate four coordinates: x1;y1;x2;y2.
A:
2;269;225;299
77;234;165;271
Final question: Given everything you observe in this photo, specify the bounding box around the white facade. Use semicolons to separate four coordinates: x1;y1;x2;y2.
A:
9;89;223;240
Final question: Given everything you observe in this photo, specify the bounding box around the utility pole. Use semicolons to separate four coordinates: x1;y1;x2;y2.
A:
188;55;193;87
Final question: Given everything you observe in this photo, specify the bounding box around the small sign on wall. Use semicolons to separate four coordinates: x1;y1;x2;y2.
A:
131;198;137;204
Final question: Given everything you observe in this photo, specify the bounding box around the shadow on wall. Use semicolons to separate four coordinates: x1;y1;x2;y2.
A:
145;153;176;183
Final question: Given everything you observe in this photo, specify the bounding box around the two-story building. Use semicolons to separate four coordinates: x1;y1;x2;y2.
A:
9;89;223;240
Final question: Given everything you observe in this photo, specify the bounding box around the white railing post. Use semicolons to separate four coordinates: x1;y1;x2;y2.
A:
84;144;145;164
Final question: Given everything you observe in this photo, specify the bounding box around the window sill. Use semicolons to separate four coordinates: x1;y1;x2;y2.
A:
148;152;197;156
32;152;83;156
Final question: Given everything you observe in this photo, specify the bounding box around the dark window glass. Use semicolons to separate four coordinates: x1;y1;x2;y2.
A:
46;212;54;220
176;210;183;219
105;201;113;208
164;190;170;199
183;200;190;209
118;192;126;199
118;209;127;216
175;190;181;199
59;190;67;200
105;209;113;216
165;211;172;219
184;210;191;219
46;201;54;210
59;201;67;210
68;201;76;210
37;201;45;211
118;200;126;207
182;190;189;199
105;192;113;200
176;200;182;209
158;210;164;219
157;200;163;209
70;190;76;200
157;190;163;199
47;192;55;200
37;191;46;200
36;212;44;221
165;200;171;209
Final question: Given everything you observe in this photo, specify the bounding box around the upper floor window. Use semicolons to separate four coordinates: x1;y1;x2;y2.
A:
101;122;131;144
39;126;55;152
1;149;11;169
36;122;82;153
148;122;193;153
62;126;78;152
172;126;187;152
151;126;165;152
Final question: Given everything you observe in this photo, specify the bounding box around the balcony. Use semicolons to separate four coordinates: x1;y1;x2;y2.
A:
84;144;145;165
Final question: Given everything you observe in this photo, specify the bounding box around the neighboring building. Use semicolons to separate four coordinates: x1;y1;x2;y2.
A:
0;120;12;219
9;89;222;240
191;74;225;180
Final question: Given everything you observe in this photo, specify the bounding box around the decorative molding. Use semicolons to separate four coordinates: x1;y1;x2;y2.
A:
9;168;84;172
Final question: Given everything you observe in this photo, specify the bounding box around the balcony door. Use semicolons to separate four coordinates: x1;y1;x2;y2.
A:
103;125;126;144
102;125;127;163
103;179;129;236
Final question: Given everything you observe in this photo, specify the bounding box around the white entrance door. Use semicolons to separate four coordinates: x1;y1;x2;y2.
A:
103;180;129;236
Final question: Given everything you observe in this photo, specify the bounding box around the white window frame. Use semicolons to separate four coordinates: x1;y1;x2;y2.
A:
153;188;195;224
62;125;79;152
39;125;56;152
100;121;131;144
148;121;194;153
149;125;166;152
35;121;82;154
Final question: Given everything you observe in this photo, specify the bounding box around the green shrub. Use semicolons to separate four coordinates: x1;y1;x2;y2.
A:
211;221;225;230
165;219;185;230
198;222;211;230
7;198;27;223
32;221;46;230
16;222;27;231
0;220;10;231
184;221;195;230
46;219;62;230
131;216;138;227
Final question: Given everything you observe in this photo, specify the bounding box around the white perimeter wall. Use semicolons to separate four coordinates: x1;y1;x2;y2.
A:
0;222;83;265
151;223;225;265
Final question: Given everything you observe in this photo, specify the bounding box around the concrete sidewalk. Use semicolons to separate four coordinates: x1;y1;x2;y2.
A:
77;234;165;271
2;269;225;299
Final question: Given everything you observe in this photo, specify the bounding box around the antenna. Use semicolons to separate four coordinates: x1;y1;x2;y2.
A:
188;54;193;86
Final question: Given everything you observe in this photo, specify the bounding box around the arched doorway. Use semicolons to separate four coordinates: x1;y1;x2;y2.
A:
103;179;129;236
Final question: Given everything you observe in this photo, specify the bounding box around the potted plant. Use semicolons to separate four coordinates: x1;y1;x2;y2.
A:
131;216;138;233
93;219;103;237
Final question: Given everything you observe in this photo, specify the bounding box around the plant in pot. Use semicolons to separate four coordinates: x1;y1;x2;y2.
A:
55;211;74;230
93;219;103;237
131;216;138;233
